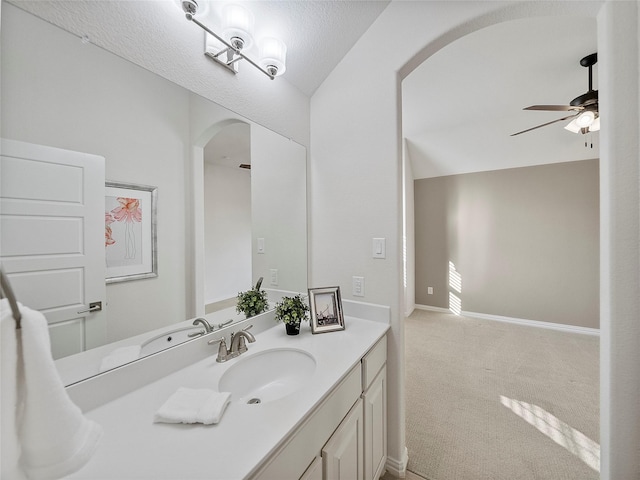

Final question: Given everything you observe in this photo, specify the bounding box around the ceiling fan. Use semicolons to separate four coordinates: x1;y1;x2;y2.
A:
511;53;599;136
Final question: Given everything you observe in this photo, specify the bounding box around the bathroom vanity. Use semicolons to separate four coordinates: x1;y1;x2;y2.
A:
67;311;389;480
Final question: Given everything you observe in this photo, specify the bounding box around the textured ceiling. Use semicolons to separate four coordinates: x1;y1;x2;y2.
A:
237;0;391;95
403;15;599;179
8;0;390;97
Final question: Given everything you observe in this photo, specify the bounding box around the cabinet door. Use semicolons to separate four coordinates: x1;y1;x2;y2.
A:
322;398;364;480
300;456;323;480
364;366;387;480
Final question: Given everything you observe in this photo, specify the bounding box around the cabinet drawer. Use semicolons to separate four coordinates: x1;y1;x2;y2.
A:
362;335;386;391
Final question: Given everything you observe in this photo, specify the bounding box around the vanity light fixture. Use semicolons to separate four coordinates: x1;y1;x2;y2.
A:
180;0;286;80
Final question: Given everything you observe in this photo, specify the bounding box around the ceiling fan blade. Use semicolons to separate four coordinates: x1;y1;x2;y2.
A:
524;105;583;112
510;113;579;137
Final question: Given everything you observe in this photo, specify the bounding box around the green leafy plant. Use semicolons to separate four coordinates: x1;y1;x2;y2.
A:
275;294;309;325
236;286;269;318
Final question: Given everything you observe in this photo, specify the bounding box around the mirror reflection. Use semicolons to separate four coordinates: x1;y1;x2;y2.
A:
0;3;307;385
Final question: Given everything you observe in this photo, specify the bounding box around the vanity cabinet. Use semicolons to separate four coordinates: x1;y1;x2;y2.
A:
363;367;387;480
362;335;387;480
322;398;364;479
251;334;387;480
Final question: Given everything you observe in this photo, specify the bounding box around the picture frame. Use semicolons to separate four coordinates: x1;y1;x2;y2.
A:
105;181;158;283
308;286;345;334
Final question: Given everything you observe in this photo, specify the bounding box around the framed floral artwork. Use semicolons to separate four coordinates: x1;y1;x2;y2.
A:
308;286;345;334
105;181;157;283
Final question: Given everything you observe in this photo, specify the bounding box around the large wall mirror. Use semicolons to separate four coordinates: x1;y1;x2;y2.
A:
0;3;307;385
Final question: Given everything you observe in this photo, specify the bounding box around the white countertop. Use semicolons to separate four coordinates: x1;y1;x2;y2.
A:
68;317;389;480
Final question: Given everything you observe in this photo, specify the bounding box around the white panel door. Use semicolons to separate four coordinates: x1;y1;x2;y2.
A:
0;138;106;358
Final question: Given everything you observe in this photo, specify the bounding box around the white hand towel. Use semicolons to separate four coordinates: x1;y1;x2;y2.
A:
1;299;27;480
99;345;141;372
154;387;231;425
1;300;103;480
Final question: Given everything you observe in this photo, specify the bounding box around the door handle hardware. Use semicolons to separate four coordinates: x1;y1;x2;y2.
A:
78;301;102;314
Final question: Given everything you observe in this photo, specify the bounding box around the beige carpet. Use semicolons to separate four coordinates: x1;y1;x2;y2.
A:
405;310;599;480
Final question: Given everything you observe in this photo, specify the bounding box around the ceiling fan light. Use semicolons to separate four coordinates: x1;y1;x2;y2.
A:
222;4;254;50
564;118;581;133
589;116;600;132
575;110;595;128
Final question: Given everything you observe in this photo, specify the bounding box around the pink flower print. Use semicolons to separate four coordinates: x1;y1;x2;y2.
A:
110;198;142;259
111;198;142;223
105;225;115;246
105;212;116;247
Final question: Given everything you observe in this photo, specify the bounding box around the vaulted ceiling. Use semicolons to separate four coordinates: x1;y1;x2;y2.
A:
403;15;598;179
10;1;598;178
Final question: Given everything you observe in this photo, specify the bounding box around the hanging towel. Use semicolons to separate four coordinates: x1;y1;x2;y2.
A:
1;299;27;480
1;300;103;480
154;387;231;425
99;345;141;372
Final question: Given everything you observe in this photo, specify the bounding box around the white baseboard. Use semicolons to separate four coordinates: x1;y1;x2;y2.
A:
385;447;409;478
462;310;600;336
414;304;599;336
414;304;450;314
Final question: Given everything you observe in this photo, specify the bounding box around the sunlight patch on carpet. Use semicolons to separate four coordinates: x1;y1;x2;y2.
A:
500;395;600;472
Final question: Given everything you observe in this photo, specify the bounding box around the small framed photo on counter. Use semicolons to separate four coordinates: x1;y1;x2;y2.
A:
308;286;345;334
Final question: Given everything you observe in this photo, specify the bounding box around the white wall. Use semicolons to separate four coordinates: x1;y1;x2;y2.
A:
2;3;190;342
251;125;308;294
203;163;251;304
310;1;640;479
598;2;640;478
403;140;415;316
7;0;310;149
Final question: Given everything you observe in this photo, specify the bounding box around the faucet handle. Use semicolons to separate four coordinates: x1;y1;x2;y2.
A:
236;335;248;354
209;336;229;363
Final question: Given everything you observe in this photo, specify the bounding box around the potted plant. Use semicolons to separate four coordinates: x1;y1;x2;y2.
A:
236;277;269;318
275;294;309;335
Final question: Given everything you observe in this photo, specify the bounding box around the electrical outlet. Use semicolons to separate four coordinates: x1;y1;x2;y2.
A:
270;269;278;286
353;276;365;297
428;286;434;295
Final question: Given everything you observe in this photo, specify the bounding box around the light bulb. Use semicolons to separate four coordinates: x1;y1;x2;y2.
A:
576;110;595;128
222;4;254;50
259;37;287;76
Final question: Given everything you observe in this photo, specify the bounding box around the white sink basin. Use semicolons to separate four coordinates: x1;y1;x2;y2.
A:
140;326;204;356
218;348;316;404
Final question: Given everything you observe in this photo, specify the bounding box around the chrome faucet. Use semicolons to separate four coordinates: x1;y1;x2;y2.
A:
209;325;255;363
192;317;213;333
230;325;255;356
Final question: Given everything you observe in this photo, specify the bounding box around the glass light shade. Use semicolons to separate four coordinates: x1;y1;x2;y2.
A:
259;37;287;76
589;116;600;132
564;118;581;133
222;4;254;50
575;110;595;128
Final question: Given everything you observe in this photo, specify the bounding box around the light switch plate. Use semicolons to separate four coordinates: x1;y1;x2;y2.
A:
257;238;265;254
353;276;365;297
270;269;278;286
372;238;386;259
